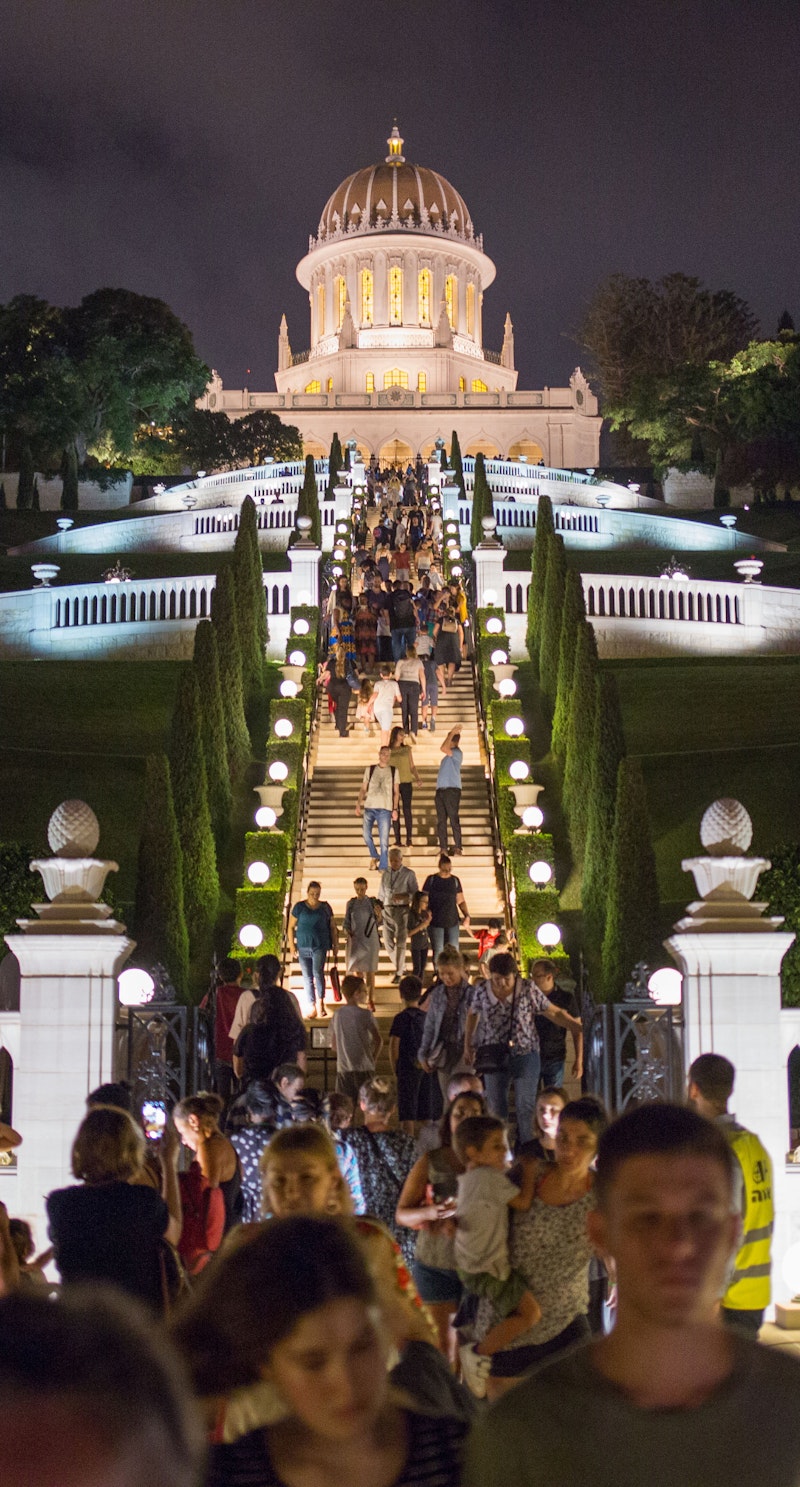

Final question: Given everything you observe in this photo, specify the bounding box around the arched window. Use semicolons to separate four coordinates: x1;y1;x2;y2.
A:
445;274;457;330
189;589;197;619
360;268;373;326
459;376;466;392
327;377;333;392
466;282;475;336
471;379;488;393
389;266;403;325
305;380;321;394
383;368;408;389
316;283;325;336
335;275;346;331
365;372;374;393
417;372;427;393
418;268;431;325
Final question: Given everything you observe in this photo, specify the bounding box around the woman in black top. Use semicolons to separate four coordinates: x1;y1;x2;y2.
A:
47;1105;181;1312
233;986;307;1088
422;855;469;961
173;1216;466;1487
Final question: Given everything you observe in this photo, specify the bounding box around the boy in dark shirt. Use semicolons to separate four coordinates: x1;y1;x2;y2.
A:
389;975;427;1135
531;958;582;1087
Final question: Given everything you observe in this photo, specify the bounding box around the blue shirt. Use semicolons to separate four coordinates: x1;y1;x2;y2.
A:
291;900;333;951
437;746;463;790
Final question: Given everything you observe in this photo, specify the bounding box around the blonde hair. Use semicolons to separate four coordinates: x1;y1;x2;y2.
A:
259;1124;352;1217
71;1106;145;1184
359;1076;397;1117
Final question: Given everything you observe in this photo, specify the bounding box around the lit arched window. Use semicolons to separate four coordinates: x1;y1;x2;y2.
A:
466;283;475;336
389;266;403;325
417;372;427;392
471;378;487;392
316;284;325;336
418;268;431;325
459;376;466;392
360;268;373;325
327;377;333;392
384;368;408;389
365;372;375;393
335;276;346;331
445;274;457;330
305;380;321;394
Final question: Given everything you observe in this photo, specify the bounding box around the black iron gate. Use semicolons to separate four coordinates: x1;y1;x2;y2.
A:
116;1005;213;1108
582;967;684;1115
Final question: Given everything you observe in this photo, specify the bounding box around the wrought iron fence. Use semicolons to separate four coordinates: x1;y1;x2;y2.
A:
582;990;684;1114
116;1004;214;1108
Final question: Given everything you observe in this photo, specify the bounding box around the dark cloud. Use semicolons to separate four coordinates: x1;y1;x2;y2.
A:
0;0;798;392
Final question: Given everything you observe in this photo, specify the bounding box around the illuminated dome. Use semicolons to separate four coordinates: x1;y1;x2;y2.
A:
315;126;478;247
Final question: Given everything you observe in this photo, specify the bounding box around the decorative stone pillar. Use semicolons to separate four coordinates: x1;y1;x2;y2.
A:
472;517;507;609
665;798;799;1308
4;801;134;1240
287;518;322;609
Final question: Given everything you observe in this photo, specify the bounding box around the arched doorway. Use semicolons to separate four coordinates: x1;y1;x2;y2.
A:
301;437;327;459
465;437;500;458
508;438;545;462
379;438;414;466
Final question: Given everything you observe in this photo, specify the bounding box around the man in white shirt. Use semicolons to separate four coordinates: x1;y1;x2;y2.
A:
356;745;399;873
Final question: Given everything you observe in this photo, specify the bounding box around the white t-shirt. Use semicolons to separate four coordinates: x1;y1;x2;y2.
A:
363;763;397;811
455;1166;519;1279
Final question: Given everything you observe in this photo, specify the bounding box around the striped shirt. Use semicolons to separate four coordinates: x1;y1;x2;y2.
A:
207;1409;466;1485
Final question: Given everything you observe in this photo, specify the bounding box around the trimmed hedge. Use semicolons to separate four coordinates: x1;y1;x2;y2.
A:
489;699;529;743
234;886;285;958
515;892;569;975
243;831;290;883
494;737;533;788
508;833;556;890
268;697;307;750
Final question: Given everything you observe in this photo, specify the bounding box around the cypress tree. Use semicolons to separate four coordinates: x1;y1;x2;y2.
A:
211;564;251;781
526;493;554;668
450;430;466;499
551;568;587;760
31;475;40;511
233;495;266;701
561;619;599;858
327;432;343;496
470;452;494;550
297;454;322;546
134;754;189;999
169;668;219;948
582;672;627;957
192;619;232;848
16;445;34;509
538;532;567;706
601;758;660;1002
61;444;79;511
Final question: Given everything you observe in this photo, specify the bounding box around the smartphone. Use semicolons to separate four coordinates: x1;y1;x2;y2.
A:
141;1100;167;1143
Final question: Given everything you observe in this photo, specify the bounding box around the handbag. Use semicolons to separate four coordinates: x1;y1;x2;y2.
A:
329;963;342;1002
474;979;519;1076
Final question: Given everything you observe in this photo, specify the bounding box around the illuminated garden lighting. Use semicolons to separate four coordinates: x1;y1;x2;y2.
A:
449;547;461;560
268;760;289;782
485;617;503;635
288;650;306;666
332;565;343;577
118;968;155;1006
333;547;346;560
537;922;561;947
445;520;458;533
521;805;543;828
239;924;264;949
490;649;508;665
529;860;552;886
497;678;517;697
280;680;300;698
292;618;310;635
274;719;294;738
505;716;525;737
509;760;530;782
482;588;498;606
647;967;682;1006
451;564;463;577
247;861;271;885
446;535;458;548
255;806;277;828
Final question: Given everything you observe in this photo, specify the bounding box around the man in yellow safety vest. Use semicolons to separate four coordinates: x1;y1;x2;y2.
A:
688;1052;773;1336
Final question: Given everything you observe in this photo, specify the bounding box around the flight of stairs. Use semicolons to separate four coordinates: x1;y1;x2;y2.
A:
287;662;505;1050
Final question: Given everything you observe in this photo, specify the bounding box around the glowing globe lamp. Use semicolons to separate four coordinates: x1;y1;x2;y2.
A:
509;760;530;782
521;805;543;828
293;618;310;635
288;650;306;666
451;564;463;577
485;617;503;635
446;536;458;549
446;521;458;533
118;968;155;1006
482;589;498;606
268;760;289;782
505;716;525;737
274;719;294;739
647;967;682;1006
255;806;277;828
529;860;552;886
280;680;300;698
247;861;271;885
239;924;264;950
537;922;561;947
490;649;508;665
449;547;461;560
498;678;517;698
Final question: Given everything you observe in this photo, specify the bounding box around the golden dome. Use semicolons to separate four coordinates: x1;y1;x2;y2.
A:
313;126;479;247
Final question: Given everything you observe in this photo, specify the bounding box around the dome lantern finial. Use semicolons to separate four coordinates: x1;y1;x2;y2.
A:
386;121;405;166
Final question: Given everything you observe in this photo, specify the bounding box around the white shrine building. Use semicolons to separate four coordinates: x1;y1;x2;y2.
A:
198;126;602;468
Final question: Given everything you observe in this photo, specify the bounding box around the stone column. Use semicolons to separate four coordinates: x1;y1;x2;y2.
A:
472;518;507;609
4;801;134;1241
287;521;322;608
665;797;799;1309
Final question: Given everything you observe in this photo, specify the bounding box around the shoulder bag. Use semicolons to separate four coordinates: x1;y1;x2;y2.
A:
474;978;519;1076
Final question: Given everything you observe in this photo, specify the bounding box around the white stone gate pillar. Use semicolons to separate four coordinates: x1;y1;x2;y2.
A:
4;801;133;1241
287;519;322;609
472;517;508;609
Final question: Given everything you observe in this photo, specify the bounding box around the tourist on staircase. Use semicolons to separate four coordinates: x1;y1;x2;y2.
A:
289;881;338;1018
331;975;383;1105
418;946;475;1099
346;1077;418;1267
433;604;463;692
394;646;426;741
356;744;400;873
388;725;421;845
370;666;401;744
378;846;419;981
423;855;470;959
388;580;418;661
435;727;464;854
343;876;382;1010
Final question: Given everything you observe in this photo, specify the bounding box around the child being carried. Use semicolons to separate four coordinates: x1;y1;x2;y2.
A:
452;1114;541;1396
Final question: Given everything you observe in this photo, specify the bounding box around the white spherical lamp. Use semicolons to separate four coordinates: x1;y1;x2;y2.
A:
647;967;682;1006
239;924;264;950
451;564;463;577
280;680;300;698
331;565;343;577
482;588;498;606
498;678;517;698
490;649;508;665
537;922;561;947
255;806;277;828
446;521;458;534
529;860;552;886
247;861;271;885
292;617;310;636
521;805;543;828
268;760;289;782
449;547;461;560
485;617;503;635
505;716;525;737
288;650;306;666
274;718;294;739
509;760;530;782
118;968;155;1006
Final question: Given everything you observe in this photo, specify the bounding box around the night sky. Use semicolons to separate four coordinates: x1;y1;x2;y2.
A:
1;0;798;393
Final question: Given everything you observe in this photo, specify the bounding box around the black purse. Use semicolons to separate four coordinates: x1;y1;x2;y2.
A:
474;979;519;1076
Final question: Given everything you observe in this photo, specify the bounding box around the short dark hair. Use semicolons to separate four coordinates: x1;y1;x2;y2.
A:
219;956;242;982
488;950;517;978
531;958;558;977
439;1089;487;1147
689;1053;735;1106
559;1096;609;1140
399;975;422;1003
86;1081;133;1113
595;1103;735;1209
272;1063;304;1087
452;1113;505;1163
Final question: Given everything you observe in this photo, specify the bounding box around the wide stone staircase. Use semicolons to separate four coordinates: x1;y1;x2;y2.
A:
286;661;506;1070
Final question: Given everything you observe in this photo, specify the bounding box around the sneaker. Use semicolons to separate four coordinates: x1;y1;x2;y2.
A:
429;719;436;732
459;1343;490;1399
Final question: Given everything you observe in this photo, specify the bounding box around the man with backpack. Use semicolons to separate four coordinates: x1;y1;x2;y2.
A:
387;580;418;660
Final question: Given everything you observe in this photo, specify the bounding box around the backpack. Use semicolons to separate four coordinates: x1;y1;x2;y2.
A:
392;592;416;628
